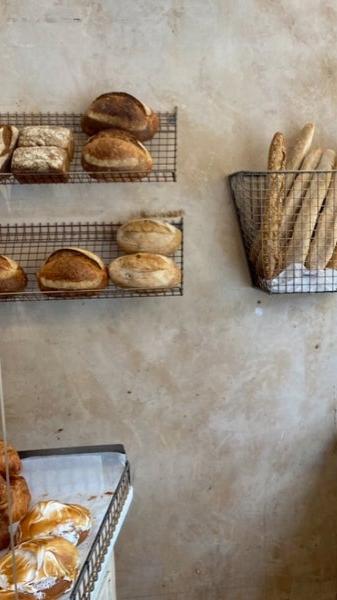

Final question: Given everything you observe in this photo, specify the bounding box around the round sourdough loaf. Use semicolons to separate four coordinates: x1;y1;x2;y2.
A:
81;92;159;140
37;248;108;293
0;256;27;294
109;253;181;289
117;219;181;255
81;129;153;180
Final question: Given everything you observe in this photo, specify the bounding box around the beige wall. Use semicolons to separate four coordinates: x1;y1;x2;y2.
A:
1;1;337;598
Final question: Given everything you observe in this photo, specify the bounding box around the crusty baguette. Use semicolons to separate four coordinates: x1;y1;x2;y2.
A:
306;172;337;268
285;149;336;266
254;132;287;279
284;123;315;193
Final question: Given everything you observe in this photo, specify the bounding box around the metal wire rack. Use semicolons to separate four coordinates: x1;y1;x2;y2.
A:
0;110;177;183
229;170;337;294
0;219;184;302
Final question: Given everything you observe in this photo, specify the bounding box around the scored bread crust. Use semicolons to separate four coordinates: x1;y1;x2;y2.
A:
117;218;182;255
0;255;27;293
109;253;181;289
81;92;160;140
81;129;153;179
37;248;108;292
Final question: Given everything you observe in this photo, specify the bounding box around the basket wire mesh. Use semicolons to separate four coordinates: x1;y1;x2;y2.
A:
0;219;184;302
229;170;337;293
0;110;177;183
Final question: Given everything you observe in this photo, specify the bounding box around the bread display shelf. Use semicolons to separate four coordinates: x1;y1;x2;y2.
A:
229;170;337;294
0;110;177;183
13;445;131;600
0;219;184;302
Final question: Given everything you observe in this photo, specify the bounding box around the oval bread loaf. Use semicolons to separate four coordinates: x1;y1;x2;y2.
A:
81;92;159;140
109;253;181;289
117;219;181;255
37;248;108;292
0;256;27;293
81;129;153;180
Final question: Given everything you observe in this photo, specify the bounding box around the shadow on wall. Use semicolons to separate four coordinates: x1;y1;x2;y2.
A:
259;437;337;600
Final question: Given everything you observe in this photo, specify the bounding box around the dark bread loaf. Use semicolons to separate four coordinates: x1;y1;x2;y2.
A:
11;146;70;183
37;248;108;293
18;126;74;159
81;92;159;140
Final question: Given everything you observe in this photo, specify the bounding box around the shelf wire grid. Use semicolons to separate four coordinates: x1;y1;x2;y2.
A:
0;110;177;183
0;219;184;302
229;170;337;294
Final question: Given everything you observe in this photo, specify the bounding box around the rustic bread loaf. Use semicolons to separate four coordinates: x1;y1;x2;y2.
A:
0;256;27;294
11;146;70;183
81;129;153;180
4;475;31;523
0;125;19;173
18;126;74;159
81;92;159;140
37;247;108;293
0;441;21;475
117;219;181;255
109;253;181;289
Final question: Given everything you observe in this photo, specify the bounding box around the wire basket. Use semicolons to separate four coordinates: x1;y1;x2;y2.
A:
0;219;184;302
0;110;177;183
229;170;337;293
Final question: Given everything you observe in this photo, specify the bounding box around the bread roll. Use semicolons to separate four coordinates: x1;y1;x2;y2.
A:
16;500;91;545
37;248;108;293
81;129;153;180
11;147;70;183
0;536;79;598
109;253;181;289
0;441;21;475
18;126;74;159
285;149;336;266
117;219;181;255
285;123;315;193
0;512;9;551
0;126;19;173
81;92;159;140
0;256;27;294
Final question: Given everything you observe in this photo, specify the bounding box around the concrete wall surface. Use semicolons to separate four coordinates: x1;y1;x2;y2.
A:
1;1;337;598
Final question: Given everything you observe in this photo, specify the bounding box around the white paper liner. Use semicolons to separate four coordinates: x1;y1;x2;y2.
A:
266;263;337;293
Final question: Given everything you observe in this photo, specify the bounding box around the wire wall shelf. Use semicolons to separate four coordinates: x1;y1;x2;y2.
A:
0;110;177;183
229;170;337;294
0;219;184;302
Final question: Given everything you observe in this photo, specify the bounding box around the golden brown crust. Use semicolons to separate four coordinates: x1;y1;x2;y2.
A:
109;253;181;289
9;475;31;523
0;441;21;476
81;129;153;180
0;511;9;551
0;256;27;294
81;92;159;140
117;219;182;255
37;248;108;293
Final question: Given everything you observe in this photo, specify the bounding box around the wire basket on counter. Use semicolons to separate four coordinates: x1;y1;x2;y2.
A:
0;219;184;302
0;110;177;183
229;170;337;294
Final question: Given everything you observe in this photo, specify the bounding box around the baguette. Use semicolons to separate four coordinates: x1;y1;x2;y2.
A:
305;172;337;269
284;123;315;193
254;132;287;279
285;149;336;266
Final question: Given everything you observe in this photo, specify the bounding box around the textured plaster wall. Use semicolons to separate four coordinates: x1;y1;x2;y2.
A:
1;1;337;598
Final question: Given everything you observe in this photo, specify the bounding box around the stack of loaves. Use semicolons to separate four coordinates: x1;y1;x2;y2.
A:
250;123;337;279
0;441;92;599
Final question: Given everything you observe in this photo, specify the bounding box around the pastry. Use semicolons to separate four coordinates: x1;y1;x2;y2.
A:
0;256;27;294
254;132;287;279
37;248;108;293
0;537;79;598
117;219;181;255
109;253;181;289
11;147;70;183
285;149;336;266
0;441;21;476
81;129;153;180
16;500;91;545
0;126;19;173
306;172;337;269
81;92;159;140
18;126;74;159
0;512;9;551
284;123;315;193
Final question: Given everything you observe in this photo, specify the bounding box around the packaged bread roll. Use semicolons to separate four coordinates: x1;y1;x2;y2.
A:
81;129;153;180
109;253;181;289
37;248;108;293
117;219;181;255
0;256;27;294
81;92;159;140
